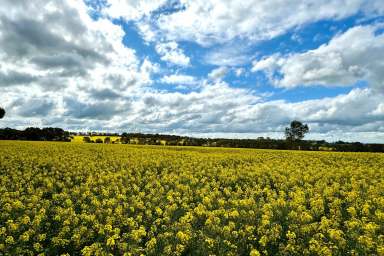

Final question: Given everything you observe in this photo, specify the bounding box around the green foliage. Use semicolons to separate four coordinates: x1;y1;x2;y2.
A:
0;107;5;119
83;137;91;143
285;120;309;141
0;141;383;255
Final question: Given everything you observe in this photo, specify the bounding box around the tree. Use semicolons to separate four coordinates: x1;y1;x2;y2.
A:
0;107;5;119
285;120;309;142
83;136;91;143
104;137;111;144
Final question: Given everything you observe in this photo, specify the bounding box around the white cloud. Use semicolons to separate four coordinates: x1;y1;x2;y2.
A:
103;0;167;20
252;55;281;73
1;0;383;143
160;74;197;85
97;0;384;46
0;0;158;123
372;103;384;116
208;66;229;81
154;0;384;45
0;0;157;94
204;43;252;66
155;41;191;66
121;87;383;142
252;24;384;91
136;19;158;42
290;88;383;126
235;68;245;77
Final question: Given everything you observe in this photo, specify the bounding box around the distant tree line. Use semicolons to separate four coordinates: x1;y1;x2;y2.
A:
0;127;382;152
0;127;70;141
0;123;383;152
119;132;384;152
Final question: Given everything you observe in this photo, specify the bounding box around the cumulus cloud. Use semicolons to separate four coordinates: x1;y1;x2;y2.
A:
116;81;262;133
0;0;160;91
1;0;383;142
155;41;190;66
89;88;121;100
64;97;129;120
160;74;197;85
12;98;56;118
235;68;245;77
208;67;229;81
154;0;384;45
0;3;111;81
252;24;384;91
204;43;252;66
99;0;384;47
115;86;383;142
372;103;384;116
0;0;158;119
103;0;167;21
0;70;37;86
290;88;383;127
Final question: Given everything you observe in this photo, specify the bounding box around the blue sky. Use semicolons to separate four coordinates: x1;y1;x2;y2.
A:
103;2;380;101
0;0;384;142
117;12;374;99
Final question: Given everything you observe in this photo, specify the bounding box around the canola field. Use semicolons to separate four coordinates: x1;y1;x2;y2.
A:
70;136;121;143
0;141;383;256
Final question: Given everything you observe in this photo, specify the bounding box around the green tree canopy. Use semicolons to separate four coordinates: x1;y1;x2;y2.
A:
0;107;5;119
285;120;309;141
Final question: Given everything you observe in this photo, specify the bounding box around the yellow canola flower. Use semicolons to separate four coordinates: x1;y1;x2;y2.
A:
0;141;383;255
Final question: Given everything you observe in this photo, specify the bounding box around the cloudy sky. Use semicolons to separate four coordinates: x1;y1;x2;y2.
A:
1;0;384;142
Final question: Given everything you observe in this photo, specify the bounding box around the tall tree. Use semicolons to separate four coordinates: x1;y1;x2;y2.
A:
0;107;5;119
285;120;309;141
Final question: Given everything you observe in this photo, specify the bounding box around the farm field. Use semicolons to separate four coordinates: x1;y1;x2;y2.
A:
0;141;383;255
